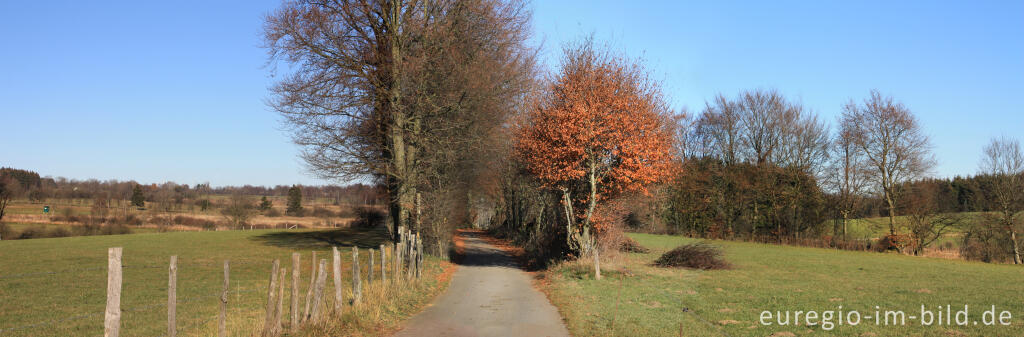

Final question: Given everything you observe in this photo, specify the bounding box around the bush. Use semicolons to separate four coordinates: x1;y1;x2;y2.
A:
351;206;385;228
0;223;12;240
654;242;730;270
123;214;143;226
619;237;650;253
172;215;218;229
49;227;71;237
311;207;335;218
264;208;282;217
102;224;132;235
18;226;47;239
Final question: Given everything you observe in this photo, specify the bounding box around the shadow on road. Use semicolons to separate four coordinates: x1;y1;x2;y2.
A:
452;231;521;269
249;227;390;250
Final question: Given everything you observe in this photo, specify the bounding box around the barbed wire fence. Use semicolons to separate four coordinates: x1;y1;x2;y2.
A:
0;227;427;337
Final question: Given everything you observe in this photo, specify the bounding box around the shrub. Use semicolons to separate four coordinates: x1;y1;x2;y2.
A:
18;226;47;239
619;237;650;253
311;207;335;218
0;223;12;240
73;223;102;236
265;208;282;217
351;206;385;228
172;215;217;230
49;227;71;238
654;242;730;270
102;224;132;235
123;214;143;226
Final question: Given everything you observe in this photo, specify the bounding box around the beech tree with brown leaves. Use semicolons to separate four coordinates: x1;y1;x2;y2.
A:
515;39;675;279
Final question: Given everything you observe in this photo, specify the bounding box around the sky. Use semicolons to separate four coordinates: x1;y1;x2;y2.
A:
1;0;1021;187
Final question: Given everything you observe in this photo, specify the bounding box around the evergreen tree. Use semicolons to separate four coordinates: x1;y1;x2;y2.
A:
130;184;145;207
259;196;273;211
286;186;303;216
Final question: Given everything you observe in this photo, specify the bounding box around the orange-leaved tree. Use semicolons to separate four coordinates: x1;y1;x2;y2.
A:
514;39;676;278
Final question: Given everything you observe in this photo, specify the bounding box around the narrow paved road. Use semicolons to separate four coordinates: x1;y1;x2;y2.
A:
393;231;570;337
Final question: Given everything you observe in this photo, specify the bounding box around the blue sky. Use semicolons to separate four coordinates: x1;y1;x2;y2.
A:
1;1;1021;187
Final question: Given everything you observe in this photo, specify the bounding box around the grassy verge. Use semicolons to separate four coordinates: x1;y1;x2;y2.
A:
0;227;452;336
538;233;1024;336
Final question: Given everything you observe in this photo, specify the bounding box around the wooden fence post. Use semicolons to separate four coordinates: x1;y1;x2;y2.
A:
275;268;286;333
380;244;387;284
303;251;317;322
104;247;122;337
332;247;343;314
168;256;177;337
219;260;229;337
290;253;299;329
352;247;362;304
393;242;401;285
416;235;423;279
368;249;375;284
310;259;328;322
263;259;280;336
403;231;411;280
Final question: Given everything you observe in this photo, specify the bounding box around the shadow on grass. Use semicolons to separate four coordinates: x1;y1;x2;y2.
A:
250;227;391;250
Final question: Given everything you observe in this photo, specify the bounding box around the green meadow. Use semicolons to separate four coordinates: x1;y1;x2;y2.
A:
540;233;1024;336
0;228;448;336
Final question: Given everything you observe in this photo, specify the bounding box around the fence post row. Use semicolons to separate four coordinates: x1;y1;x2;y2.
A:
105;247;122;337
96;239;432;337
168;256;177;337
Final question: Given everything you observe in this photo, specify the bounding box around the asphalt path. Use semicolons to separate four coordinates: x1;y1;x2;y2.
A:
392;231;570;337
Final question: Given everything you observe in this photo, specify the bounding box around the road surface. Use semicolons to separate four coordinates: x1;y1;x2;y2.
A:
392;231;570;337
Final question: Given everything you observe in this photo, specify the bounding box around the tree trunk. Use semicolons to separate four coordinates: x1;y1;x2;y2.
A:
884;191;897;236
842;211;849;238
1012;231;1022;265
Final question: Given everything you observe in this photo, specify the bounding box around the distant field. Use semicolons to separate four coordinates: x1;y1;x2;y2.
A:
540;233;1024;337
0;227;446;336
833;212;989;241
1;198;378;240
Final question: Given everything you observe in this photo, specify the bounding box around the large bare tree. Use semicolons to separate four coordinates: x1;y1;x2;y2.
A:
841;90;935;237
264;0;536;240
826;125;870;237
979;136;1023;264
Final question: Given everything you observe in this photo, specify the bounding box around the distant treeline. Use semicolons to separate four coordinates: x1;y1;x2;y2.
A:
0;167;383;206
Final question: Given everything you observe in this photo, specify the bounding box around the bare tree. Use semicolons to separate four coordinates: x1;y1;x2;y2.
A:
738;88;792;165
841;90;935;237
264;0;536;243
222;194;254;229
979;136;1024;264
695;94;743;164
0;178;11;223
904;183;960;256
826;125;870;237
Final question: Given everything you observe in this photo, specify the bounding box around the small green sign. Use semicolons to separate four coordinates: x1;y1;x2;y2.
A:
43;206;50;213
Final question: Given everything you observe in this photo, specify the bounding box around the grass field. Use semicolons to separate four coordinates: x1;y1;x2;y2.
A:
539;233;1024;336
834;212;990;240
0;227;449;336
